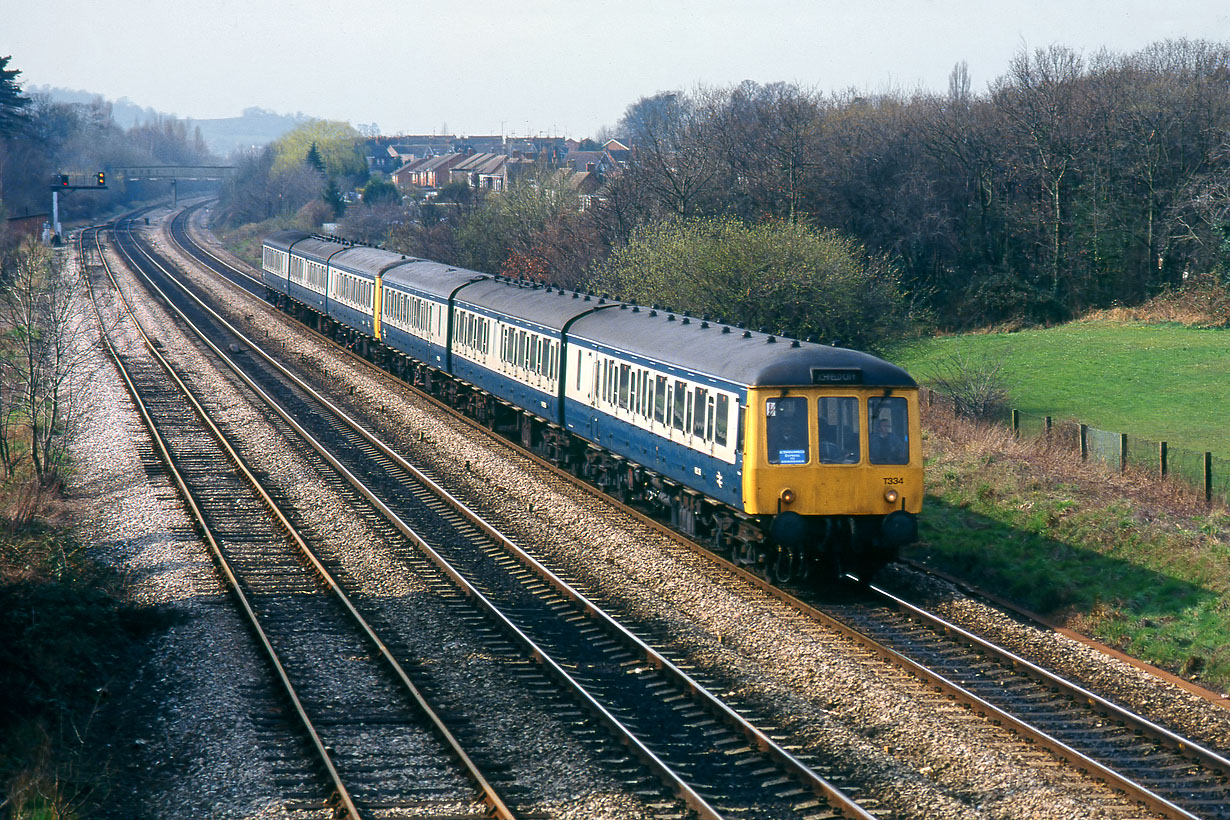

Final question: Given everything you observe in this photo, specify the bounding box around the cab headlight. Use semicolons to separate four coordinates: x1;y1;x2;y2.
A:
779;488;796;505
884;488;899;504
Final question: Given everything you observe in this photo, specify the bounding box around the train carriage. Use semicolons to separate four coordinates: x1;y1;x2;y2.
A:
379;261;479;368
276;234;345;314
564;306;745;511
260;229;306;298
452;281;614;428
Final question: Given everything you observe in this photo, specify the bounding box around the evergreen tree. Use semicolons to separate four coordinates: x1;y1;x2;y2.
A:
305;141;326;175
0;55;31;137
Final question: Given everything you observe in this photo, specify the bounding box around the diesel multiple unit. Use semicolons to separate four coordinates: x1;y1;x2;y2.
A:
262;229;921;581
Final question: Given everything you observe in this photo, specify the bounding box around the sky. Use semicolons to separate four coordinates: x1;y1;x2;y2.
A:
7;0;1230;139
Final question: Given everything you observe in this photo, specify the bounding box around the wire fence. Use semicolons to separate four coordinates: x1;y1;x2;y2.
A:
921;388;1229;507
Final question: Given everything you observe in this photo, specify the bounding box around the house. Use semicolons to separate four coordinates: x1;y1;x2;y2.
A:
392;153;466;190
454;135;506;155
603;139;632;168
448;152;533;191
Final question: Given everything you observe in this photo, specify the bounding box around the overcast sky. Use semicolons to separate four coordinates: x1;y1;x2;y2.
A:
8;0;1230;138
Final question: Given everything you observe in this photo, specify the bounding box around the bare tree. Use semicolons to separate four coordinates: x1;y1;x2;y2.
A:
617;91;720;217
994;46;1091;301
0;239;98;487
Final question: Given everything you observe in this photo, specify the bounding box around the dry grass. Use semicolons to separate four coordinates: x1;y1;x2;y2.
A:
923;403;1221;524
1081;274;1230;329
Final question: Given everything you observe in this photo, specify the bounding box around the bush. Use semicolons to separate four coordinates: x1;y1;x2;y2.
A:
586;217;913;353
924;347;1010;419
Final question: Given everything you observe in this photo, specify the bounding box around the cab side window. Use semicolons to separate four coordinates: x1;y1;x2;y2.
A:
869;396;909;465
766;397;809;465
817;397;860;464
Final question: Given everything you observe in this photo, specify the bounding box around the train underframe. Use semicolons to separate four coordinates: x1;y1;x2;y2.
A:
273;292;899;584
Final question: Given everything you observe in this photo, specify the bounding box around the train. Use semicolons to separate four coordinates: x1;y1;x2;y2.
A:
261;229;922;582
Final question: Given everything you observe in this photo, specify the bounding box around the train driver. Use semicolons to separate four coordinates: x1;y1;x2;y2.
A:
869;416;908;464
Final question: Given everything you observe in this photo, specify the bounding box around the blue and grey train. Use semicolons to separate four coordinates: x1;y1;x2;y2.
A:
262;229;921;581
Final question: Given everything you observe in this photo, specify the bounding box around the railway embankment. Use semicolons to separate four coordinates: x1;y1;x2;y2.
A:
911;400;1230;693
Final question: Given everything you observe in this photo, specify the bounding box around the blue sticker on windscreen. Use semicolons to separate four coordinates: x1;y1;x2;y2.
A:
778;450;807;465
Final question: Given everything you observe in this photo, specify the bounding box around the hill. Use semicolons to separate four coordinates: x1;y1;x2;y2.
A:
27;87;309;157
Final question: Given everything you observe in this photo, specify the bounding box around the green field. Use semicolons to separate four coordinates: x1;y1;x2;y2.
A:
894;321;1230;459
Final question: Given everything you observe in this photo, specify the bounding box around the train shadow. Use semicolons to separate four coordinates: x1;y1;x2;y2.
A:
896;497;1218;625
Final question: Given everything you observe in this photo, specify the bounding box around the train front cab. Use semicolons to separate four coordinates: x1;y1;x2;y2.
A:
742;385;922;580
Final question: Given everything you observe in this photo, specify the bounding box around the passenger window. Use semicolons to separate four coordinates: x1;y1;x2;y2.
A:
715;394;729;446
766;396;809;465
817;397;860;464
869;395;910;465
706;395;715;441
619;364;630;409
654;376;667;424
673;381;687;431
693;388;707;438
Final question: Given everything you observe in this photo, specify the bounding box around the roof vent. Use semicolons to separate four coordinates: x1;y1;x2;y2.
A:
700;321;709;328
584;294;590;301
682;317;690;325
573;292;579;299
632;305;640;312
599;298;606;304
767;335;777;343
668;314;676;321
722;326;731;334
742;330;752;338
619;303;627;310
649;309;658;317
791;339;801;348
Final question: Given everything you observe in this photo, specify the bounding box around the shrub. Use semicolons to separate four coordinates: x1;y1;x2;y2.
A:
586;217;912;353
924;347;1010;420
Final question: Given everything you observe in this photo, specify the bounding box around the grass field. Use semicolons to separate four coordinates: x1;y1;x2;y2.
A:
893;321;1230;459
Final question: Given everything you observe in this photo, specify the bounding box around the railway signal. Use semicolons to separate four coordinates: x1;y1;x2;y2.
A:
47;171;109;243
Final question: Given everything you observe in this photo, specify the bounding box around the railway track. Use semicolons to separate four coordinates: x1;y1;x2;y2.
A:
85;222;517;818
105;211;886;818
161;202;1230;818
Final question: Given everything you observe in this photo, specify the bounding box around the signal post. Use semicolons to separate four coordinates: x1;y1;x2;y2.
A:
48;171;107;242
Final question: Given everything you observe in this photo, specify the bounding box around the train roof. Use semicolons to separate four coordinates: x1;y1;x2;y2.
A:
570;304;916;389
455;279;613;332
382;258;487;296
330;245;419;278
281;235;358;265
264;229;311;252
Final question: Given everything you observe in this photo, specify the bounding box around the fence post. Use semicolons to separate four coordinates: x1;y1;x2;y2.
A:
1045;416;1052;439
1120;433;1128;473
1159;441;1167;477
1080;424;1088;461
1011;409;1019;437
1206;452;1214;504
